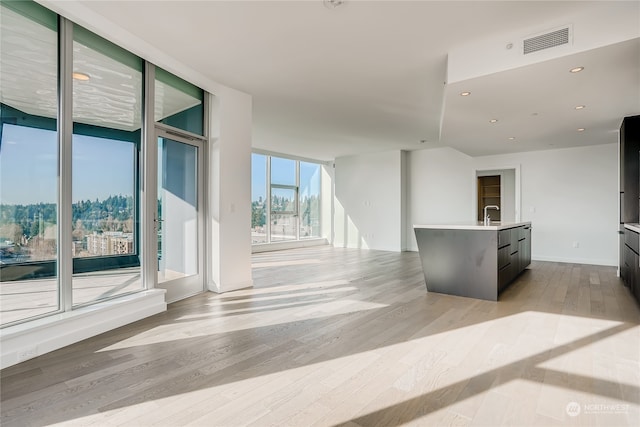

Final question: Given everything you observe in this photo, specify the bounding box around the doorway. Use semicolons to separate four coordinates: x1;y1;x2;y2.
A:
477;175;501;222
155;130;204;302
475;167;519;223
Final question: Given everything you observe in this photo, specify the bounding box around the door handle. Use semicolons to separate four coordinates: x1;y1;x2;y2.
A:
153;216;164;232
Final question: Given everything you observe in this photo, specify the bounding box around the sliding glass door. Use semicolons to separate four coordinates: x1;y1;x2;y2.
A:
154;131;204;302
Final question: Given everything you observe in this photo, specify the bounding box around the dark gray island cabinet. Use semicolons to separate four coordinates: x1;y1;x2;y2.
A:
414;222;532;301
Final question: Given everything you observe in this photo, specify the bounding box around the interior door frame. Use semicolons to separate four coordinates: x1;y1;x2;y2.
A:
472;164;521;223
152;125;206;303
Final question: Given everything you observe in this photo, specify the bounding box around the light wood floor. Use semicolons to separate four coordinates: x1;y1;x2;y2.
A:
1;246;639;426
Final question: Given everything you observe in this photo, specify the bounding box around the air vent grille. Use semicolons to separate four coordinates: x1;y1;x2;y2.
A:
523;27;570;55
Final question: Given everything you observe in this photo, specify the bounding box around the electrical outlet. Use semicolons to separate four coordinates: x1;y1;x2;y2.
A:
573;241;579;248
17;346;38;362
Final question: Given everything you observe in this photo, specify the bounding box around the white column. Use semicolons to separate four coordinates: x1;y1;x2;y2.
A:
207;89;253;293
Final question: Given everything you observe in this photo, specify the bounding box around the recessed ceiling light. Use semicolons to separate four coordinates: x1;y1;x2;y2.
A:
489;119;498;123
577;128;585;132
460;91;471;96
570;66;584;73
72;72;90;81
419;139;427;144
575;105;586;110
508;137;516;141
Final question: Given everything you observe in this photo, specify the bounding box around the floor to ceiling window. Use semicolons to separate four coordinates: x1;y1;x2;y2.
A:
0;1;59;324
251;153;323;245
70;24;144;306
0;0;207;328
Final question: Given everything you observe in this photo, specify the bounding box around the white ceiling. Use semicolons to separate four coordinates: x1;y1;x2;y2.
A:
48;1;640;160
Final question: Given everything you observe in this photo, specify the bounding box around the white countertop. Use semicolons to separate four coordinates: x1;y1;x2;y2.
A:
414;221;532;231
624;223;640;233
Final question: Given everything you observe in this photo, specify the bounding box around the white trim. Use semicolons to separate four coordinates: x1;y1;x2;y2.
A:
58;17;74;312
208;280;254;294
531;255;617;267
0;289;166;369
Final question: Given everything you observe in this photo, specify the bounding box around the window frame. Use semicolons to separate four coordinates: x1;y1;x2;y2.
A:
252;152;323;245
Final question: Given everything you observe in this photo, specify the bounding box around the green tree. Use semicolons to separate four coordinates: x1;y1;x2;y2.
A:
251;202;265;228
30;218;40;238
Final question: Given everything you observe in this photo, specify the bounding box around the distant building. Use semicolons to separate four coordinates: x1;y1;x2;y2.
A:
72;240;84;257
86;232;133;256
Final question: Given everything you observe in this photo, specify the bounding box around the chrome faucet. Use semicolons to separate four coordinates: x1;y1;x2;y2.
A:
483;205;500;226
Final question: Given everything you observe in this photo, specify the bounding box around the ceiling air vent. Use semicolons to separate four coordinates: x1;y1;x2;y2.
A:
523;26;571;55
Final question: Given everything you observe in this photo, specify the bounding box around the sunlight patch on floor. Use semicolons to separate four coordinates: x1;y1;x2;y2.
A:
218;279;351;297
251;259;323;268
210;286;359;306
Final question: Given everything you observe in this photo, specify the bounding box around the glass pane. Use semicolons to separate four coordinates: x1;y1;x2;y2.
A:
270;157;296;186
270;187;297;242
72;25;143;306
155;67;204;135
158;138;198;283
270;214;297;242
300;162;321;238
251;153;267;244
0;1;59;326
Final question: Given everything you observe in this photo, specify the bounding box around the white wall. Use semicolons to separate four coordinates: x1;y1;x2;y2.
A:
474;143;618;266
334;150;404;251
208;90;253;293
406;144;617;265
400;151;407;250
406;147;474;251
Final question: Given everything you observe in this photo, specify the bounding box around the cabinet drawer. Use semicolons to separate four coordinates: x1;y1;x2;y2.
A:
498;264;512;291
498;246;510;269
498;230;510;248
517;226;527;240
510;228;519;250
625;229;639;254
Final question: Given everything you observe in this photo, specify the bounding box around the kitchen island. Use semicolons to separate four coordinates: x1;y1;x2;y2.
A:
414;222;532;301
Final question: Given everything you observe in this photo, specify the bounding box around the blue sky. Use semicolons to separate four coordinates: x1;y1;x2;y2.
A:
0;124;135;205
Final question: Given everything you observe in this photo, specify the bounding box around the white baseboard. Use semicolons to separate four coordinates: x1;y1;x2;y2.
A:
208;279;254;294
0;289;166;370
252;238;328;253
531;255;617;267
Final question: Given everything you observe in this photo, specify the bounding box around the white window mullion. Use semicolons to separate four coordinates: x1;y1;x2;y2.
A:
266;156;271;243
57;17;73;312
142;62;157;290
295;160;300;241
